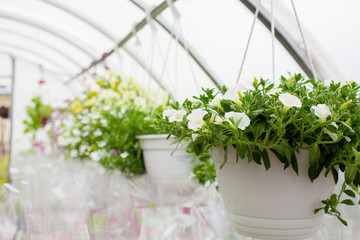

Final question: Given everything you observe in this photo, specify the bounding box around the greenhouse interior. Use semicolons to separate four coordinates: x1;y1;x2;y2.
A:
1;0;360;239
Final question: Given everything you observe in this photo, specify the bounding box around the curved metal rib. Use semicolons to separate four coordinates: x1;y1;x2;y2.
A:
64;0;175;90
0;29;83;68
0;42;72;73
0;51;71;83
37;0;167;91
0;10;97;60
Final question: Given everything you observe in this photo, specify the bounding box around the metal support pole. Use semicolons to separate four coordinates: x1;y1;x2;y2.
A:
65;0;176;84
7;56;15;183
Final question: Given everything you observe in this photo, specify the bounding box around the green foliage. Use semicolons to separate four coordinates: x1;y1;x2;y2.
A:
155;73;360;224
23;96;52;139
0;155;8;185
59;74;169;177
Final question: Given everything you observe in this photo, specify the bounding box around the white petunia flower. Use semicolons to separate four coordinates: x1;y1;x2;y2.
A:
324;128;338;141
79;145;88;154
192;134;200;141
135;97;147;110
268;88;282;95
330;122;338;129
224;112;250;130
279;93;302;112
93;129;102;137
98;89;119;101
186;109;208;131
120;152;129;158
98;141;106;147
214;116;224;125
72;129;81;136
209;97;223;110
223;84;244;106
100;119;108;127
163;109;187;122
311;104;331;123
70;149;78;158
90;151;101;162
162;108;172;119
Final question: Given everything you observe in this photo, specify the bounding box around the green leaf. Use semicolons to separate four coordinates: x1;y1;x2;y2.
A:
344;189;356;198
337;216;348;226
340;199;355;206
352;147;359;159
219;147;228;169
309;143;320;166
344;136;352;142
236;141;247;159
308;164;322;182
340;121;355;133
247;145;253;163
330;193;337;205
331;167;339;184
262;149;271;171
273;144;285;157
345;165;357;184
253;151;261;165
270;148;287;165
291;152;299;175
314;208;322;214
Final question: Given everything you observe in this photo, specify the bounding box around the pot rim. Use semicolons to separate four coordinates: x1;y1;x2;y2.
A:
136;134;175;140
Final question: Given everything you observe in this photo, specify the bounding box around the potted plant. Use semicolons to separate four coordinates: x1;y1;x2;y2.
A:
50;73;194;183
155;73;360;239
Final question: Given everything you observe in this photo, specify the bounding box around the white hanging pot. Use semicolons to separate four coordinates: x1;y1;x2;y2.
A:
212;146;335;239
137;134;193;184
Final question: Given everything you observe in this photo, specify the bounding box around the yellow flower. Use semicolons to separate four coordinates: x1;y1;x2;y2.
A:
109;72;116;77
129;77;134;84
111;83;118;91
96;80;103;87
89;91;98;97
84;98;95;107
70;101;84;113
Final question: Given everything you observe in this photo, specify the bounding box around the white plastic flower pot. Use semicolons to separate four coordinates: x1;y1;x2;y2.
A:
212;146;336;239
137;134;193;184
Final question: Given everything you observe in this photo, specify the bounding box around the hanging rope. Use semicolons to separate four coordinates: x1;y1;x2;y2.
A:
271;0;276;84
236;0;262;84
177;22;201;95
290;0;318;81
157;21;177;95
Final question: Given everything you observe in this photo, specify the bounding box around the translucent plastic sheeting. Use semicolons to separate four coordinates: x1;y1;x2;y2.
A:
259;0;360;81
2;153;360;239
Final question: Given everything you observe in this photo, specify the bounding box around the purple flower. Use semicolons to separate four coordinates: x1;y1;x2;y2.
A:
112;149;118;156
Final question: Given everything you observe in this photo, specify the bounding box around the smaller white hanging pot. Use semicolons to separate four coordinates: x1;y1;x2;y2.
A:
137;134;193;184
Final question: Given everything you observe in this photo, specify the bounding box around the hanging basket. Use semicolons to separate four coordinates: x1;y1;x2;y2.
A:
212;146;335;239
137;134;193;184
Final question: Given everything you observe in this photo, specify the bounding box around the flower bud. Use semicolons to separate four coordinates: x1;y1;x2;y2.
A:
238;91;244;101
346;118;351;125
340;99;352;110
254;77;259;88
209;113;215;124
